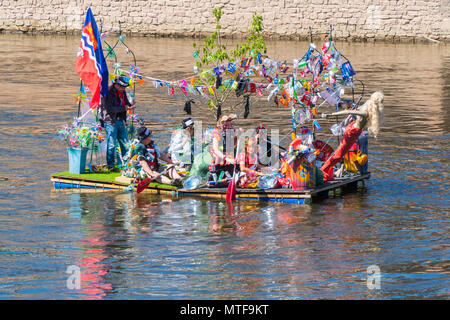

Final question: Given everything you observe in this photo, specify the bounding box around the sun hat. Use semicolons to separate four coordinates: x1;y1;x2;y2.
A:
115;75;130;87
182;118;194;129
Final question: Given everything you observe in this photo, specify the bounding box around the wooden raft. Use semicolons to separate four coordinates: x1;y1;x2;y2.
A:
51;172;370;204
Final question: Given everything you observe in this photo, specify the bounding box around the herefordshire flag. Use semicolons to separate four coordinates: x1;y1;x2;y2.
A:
75;8;109;109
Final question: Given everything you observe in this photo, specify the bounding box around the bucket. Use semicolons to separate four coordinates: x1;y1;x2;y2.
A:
344;143;359;173
67;147;89;174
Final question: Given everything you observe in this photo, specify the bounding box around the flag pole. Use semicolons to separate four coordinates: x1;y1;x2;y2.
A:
76;79;83;118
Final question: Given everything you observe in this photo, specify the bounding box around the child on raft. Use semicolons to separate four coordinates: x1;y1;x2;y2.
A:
236;136;264;188
208;113;239;184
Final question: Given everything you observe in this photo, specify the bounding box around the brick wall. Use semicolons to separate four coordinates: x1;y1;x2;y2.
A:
0;0;449;41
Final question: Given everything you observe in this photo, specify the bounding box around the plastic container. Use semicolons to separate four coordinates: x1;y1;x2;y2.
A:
340;61;356;79
67;147;89;174
330;123;344;136
183;175;202;190
257;174;280;189
358;131;369;174
344;143;360;173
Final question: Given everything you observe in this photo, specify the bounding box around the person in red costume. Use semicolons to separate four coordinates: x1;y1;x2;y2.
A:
320;91;384;182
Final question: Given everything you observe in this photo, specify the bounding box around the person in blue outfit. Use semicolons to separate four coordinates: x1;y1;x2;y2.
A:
101;75;135;171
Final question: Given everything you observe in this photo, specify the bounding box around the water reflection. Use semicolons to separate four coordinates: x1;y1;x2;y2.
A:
64;190;381;299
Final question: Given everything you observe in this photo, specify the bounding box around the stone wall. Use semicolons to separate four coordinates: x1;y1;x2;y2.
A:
0;0;449;42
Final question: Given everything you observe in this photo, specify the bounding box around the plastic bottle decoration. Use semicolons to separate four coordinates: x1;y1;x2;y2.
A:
257;52;263;64
294;109;306;125
300;94;311;106
279;89;291;107
240;57;251;69
313;120;321;131
280;61;289;73
130;65;140;75
319;87;340;107
340;61;356;79
267;87;279;102
261;65;267;77
246;82;256;93
227;62;236;73
298;59;308;69
330;123;344;136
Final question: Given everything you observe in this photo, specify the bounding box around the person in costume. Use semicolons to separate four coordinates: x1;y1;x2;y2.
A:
133;127;183;186
209;114;239;183
236;137;264;188
320;91;384;181
101;75;135;171
167;118;195;171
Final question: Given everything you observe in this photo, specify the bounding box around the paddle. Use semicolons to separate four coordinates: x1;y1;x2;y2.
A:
136;177;155;194
226;135;241;202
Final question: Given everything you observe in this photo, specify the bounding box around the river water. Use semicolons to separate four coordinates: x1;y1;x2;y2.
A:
0;34;448;299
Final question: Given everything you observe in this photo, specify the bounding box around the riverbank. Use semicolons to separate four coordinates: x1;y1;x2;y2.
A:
0;0;448;43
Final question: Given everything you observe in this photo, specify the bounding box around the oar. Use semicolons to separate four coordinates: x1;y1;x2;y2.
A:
226;135;241;202
136;177;155;194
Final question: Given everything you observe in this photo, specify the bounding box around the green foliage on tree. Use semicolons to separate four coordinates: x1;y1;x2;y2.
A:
191;8;267;119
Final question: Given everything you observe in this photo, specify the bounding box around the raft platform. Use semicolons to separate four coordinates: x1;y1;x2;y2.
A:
51;171;370;204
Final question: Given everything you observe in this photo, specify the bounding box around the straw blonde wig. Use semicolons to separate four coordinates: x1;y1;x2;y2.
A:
359;91;384;138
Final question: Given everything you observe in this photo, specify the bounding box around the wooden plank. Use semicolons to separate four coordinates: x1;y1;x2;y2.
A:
52;177;175;194
51;175;176;192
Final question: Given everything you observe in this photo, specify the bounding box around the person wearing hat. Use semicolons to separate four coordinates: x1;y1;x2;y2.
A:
208;114;239;184
167;118;195;171
134;126;183;186
101;75;136;171
212;114;238;164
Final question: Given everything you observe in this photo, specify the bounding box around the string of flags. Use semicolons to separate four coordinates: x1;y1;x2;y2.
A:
77;27;359;136
109;40;357;132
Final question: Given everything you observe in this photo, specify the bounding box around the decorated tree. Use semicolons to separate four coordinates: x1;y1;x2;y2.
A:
191;8;267;120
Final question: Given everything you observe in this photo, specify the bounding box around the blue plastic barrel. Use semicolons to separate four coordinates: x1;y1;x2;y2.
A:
358;131;368;174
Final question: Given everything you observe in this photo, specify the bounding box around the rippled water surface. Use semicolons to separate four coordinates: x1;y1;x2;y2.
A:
0;34;449;299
